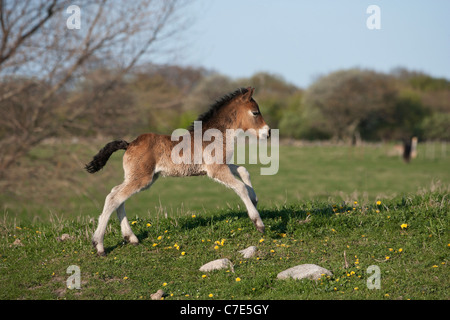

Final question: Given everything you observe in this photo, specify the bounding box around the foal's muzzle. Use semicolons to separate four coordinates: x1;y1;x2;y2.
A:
259;125;271;139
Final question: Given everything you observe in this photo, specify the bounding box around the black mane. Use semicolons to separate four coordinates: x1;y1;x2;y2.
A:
188;87;249;131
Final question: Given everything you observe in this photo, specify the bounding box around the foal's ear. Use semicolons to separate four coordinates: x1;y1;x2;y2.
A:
241;87;255;101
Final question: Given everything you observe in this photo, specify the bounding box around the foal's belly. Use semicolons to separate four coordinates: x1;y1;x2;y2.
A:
155;163;207;177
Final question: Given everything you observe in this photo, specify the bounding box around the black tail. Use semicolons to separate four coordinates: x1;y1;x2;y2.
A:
85;140;129;174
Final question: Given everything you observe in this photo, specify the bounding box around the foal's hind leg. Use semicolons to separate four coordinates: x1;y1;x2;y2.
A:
92;181;145;255
228;164;258;207
208;164;264;233
116;202;139;246
92;184;129;256
92;173;155;255
116;174;158;246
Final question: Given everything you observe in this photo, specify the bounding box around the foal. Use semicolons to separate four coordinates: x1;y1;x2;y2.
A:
86;87;270;256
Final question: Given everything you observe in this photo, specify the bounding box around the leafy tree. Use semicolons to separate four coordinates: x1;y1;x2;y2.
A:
303;69;397;143
421;113;450;141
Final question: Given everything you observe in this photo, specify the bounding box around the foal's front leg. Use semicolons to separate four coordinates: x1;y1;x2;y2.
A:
228;164;258;207
208;164;264;233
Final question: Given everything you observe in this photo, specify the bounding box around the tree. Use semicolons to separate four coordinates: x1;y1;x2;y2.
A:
303;69;397;143
0;0;191;173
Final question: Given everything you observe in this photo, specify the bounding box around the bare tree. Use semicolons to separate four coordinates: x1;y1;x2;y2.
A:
0;0;191;173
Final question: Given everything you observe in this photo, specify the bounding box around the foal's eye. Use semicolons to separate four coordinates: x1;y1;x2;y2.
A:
252;111;260;116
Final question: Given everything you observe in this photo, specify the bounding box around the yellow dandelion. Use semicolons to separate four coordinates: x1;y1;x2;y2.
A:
259;238;264;243
398;248;403;253
146;223;151;227
389;248;393;252
432;265;438;268
181;251;186;256
123;276;128;280
376;200;381;205
202;275;207;278
214;245;219;250
235;277;241;282
157;236;162;240
163;282;167;286
131;221;137;225
385;256;390;260
208;293;213;298
400;223;408;229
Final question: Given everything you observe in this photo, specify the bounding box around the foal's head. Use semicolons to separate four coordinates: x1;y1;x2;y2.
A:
191;87;270;139
230;87;270;139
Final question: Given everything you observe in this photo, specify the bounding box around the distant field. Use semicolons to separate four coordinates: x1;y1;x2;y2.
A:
0;141;448;300
1;141;449;222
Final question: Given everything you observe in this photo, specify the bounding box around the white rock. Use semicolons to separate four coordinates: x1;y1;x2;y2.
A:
11;239;24;247
151;289;165;300
199;258;234;272
56;233;72;242
277;264;332;280
238;246;257;258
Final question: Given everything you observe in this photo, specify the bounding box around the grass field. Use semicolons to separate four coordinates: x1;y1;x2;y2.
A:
0;141;449;300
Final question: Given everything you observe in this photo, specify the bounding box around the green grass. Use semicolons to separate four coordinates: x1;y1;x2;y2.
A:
1;141;449;222
0;142;449;300
1;187;448;300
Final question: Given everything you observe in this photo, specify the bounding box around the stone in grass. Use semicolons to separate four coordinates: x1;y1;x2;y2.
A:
199;258;234;273
151;289;165;300
238;246;257;258
56;234;72;242
11;239;24;247
277;264;332;281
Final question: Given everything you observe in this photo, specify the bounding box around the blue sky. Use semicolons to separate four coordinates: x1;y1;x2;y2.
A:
174;0;450;88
